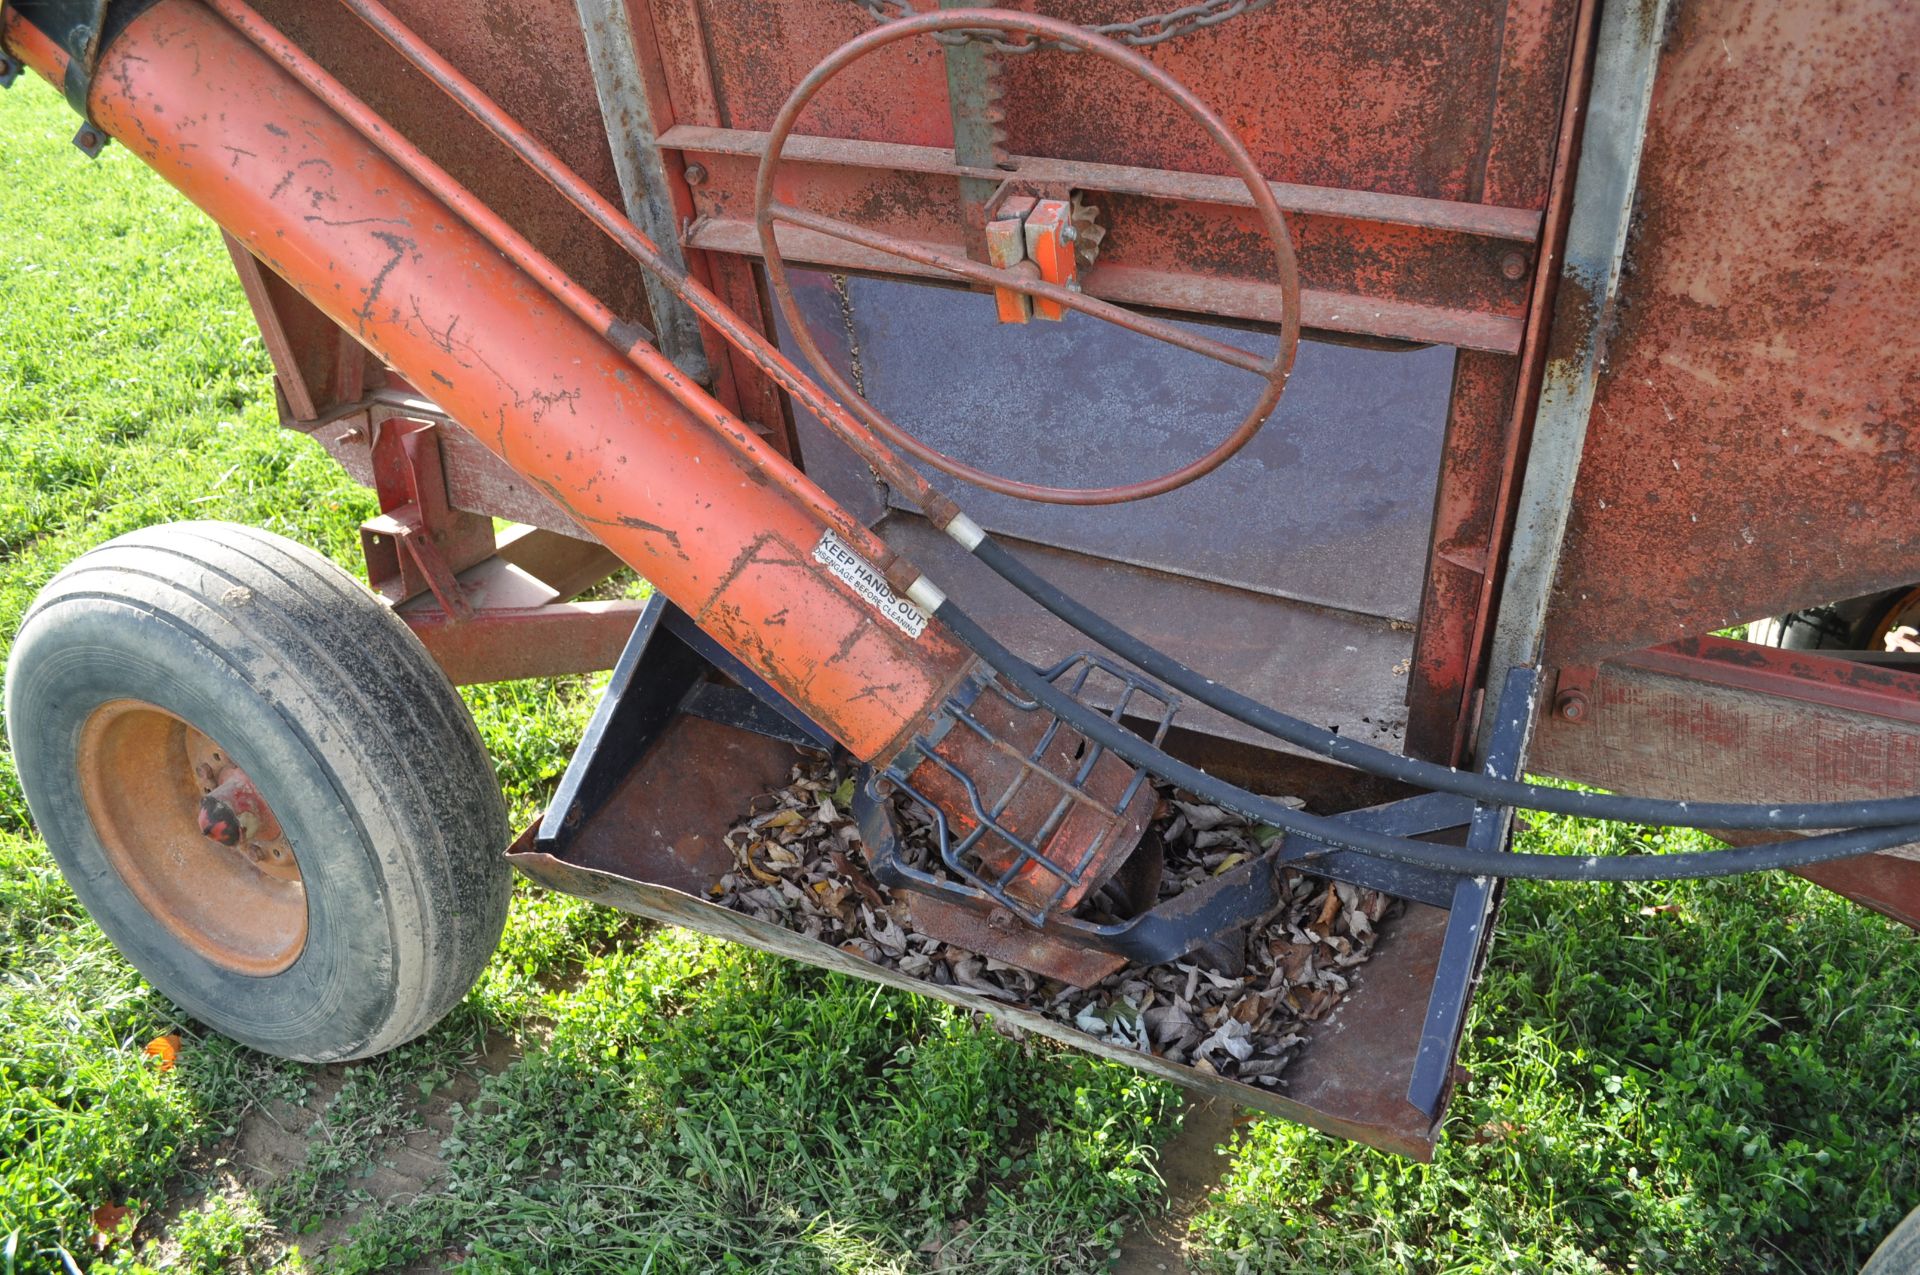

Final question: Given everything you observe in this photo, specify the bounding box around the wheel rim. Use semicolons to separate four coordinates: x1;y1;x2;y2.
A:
1868;585;1920;650
77;700;307;976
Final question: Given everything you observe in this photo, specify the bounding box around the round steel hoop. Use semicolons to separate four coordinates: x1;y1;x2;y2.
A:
754;8;1301;506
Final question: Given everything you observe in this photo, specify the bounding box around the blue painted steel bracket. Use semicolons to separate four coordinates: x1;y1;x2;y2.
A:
1406;665;1540;1117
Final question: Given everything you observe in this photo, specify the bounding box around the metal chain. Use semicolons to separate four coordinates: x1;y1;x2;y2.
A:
844;0;1275;53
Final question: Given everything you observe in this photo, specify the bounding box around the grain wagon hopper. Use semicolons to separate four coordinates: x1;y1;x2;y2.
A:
4;0;1918;1172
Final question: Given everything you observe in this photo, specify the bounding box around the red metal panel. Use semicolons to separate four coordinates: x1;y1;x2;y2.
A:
1533;637;1920;798
994;0;1508;200
1542;0;1920;667
665;0;1535;203
1406;350;1518;761
247;0;655;331
1530;637;1920;931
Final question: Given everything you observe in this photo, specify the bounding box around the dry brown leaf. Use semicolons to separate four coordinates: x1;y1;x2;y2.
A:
91;1203;135;1252
1229;993;1271;1024
1468;1119;1528;1145
710;758;1391;1090
142;1033;182;1072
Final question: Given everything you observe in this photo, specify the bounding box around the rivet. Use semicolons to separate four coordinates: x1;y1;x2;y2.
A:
1501;250;1529;281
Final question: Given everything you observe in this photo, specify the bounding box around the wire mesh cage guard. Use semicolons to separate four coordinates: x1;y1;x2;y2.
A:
875;652;1179;926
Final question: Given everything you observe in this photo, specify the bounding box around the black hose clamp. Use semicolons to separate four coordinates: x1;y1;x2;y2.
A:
8;0;162;120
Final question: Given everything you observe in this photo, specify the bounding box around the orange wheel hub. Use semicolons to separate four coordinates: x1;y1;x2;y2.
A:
77;700;306;976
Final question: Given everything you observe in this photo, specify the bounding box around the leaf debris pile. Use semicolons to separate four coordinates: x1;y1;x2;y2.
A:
712;760;1398;1088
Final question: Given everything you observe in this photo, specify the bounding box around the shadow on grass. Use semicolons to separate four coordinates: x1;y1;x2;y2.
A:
1186;815;1920;1275
313;928;1177;1275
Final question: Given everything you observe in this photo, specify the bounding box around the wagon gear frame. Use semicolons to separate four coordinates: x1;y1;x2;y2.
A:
4;0;1919;1171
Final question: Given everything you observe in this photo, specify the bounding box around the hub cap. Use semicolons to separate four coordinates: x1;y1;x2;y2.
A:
77;700;306;976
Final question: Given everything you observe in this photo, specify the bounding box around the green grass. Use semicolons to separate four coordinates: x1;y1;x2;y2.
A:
3;66;1918;1275
0;74;1171;1272
1190;828;1920;1274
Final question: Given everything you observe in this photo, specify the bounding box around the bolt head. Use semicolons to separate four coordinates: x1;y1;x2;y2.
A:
1501;250;1529;281
1555;690;1588;722
683;162;709;187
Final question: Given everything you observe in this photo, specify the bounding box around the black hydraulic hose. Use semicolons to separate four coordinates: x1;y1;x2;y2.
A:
935;600;1920;880
969;533;1920;833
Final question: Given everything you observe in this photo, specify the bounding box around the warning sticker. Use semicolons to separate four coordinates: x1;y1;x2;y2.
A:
812;529;927;639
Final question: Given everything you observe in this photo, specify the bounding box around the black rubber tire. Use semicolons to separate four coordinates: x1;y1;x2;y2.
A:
4;521;511;1062
1747;590;1905;651
1863;1204;1920;1275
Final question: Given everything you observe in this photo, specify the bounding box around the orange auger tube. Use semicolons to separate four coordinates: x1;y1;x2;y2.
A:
1;0;972;761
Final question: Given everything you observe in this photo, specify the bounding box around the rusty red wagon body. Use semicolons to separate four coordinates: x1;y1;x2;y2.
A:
4;0;1917;1163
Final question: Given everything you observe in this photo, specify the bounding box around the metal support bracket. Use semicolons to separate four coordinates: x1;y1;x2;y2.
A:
986;194;1037;323
358;417;495;617
1406;665;1539;1117
571;0;711;383
1480;0;1673;741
